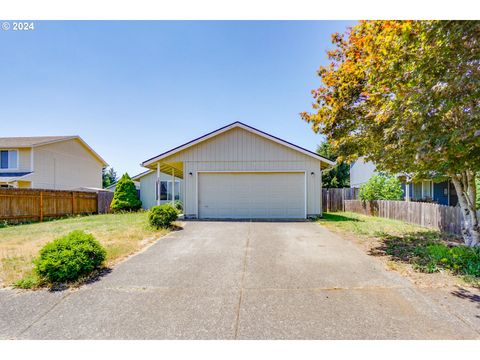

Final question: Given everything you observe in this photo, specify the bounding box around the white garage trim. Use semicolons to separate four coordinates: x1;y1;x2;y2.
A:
195;170;307;219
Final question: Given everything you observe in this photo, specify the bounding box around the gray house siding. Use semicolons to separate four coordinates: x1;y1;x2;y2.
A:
154;127;325;219
139;171;183;210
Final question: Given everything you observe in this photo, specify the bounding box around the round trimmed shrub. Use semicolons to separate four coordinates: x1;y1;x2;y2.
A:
34;230;106;283
149;204;178;229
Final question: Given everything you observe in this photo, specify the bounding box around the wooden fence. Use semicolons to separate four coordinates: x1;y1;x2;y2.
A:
322;188;360;212
98;191;114;214
343;199;472;235
0;188;114;223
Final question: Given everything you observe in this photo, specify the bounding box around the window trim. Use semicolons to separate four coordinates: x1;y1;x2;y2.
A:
159;180;181;201
0;149;19;171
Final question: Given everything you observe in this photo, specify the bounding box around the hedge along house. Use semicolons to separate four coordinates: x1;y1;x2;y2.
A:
140;122;334;219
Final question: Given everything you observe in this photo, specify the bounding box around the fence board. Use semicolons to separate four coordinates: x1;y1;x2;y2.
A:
322;188;359;212
343;199;477;236
98;191;114;214
0;188;109;223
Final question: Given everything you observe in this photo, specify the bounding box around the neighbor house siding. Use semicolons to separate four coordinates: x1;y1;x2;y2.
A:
0;148;31;172
350;157;376;188
29;139;103;190
161;128;323;218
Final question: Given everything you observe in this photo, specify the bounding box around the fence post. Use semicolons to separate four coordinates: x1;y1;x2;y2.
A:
39;191;44;222
72;192;75;215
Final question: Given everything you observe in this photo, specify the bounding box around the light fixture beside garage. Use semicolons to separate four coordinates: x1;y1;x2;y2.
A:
311;172;315;175
189;172;193;176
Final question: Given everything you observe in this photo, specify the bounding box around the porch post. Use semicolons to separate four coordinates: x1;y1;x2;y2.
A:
405;182;410;202
171;168;175;206
156;163;160;206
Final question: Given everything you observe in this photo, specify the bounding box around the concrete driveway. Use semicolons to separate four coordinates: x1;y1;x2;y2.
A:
1;221;479;339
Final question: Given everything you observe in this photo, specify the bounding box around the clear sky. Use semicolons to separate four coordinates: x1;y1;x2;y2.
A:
0;21;356;177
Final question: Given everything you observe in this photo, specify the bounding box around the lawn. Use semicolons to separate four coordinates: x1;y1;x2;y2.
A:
318;212;433;239
0;212;169;287
318;212;479;286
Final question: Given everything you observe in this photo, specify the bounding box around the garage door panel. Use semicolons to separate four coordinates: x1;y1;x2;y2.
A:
198;172;305;219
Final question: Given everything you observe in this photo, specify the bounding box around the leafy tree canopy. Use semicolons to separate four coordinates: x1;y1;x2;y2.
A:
317;142;350;188
102;167;118;188
359;173;403;201
301;21;480;246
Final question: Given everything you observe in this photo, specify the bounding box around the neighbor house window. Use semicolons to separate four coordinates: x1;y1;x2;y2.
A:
422;180;433;199
160;180;180;201
0;150;18;169
412;183;422;200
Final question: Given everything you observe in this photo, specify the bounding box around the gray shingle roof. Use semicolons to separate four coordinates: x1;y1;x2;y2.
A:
0;136;77;148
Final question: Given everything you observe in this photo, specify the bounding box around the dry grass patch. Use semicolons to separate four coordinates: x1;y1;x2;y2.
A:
0;212;169;287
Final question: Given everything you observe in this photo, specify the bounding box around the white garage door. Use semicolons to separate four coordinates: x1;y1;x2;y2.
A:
198;172;305;219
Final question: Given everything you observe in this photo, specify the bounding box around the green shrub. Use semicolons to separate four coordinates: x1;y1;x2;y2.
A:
426;244;480;277
359;173;403;201
110;173;142;212
173;200;183;213
14;274;41;289
148;204;178;229
34;230;106;283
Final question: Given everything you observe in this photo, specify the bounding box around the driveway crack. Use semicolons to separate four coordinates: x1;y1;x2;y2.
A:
234;221;251;339
16;291;73;338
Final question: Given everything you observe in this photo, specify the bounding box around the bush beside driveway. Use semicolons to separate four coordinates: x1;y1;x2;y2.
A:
0;212;169;287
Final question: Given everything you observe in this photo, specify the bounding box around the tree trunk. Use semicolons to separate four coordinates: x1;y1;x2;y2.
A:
450;171;480;247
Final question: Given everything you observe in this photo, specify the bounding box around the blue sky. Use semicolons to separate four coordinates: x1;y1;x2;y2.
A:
0;21;355;177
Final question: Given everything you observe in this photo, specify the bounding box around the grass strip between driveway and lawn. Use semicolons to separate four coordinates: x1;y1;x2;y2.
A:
317;212;480;287
0;212;169;287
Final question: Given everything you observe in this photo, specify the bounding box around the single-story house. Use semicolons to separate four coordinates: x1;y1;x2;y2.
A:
0;136;107;190
350;157;458;206
138;121;334;219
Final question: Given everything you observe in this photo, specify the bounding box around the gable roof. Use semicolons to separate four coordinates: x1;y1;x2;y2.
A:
0;136;108;166
141;122;335;167
131;169;154;181
0;136;76;148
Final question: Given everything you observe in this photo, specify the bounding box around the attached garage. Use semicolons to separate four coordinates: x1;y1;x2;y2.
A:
140;122;334;219
198;172;306;219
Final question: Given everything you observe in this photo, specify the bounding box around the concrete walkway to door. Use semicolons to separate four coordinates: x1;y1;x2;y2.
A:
0;221;479;339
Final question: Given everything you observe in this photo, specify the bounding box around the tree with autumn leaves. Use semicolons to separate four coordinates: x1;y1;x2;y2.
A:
301;21;480;246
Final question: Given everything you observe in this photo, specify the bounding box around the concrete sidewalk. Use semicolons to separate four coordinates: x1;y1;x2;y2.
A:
1;221;479;339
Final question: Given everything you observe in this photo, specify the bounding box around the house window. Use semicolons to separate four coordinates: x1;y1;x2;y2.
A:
160;180;180;201
422;180;432;199
0;150;18;169
412;183;422;200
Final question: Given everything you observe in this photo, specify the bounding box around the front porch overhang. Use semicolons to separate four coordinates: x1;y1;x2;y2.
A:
144;161;184;180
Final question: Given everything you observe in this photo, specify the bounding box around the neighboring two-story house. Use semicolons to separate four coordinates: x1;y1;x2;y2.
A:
350;157;458;206
0;136;107;190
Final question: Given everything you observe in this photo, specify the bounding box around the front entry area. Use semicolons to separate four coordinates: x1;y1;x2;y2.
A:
197;172;306;219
